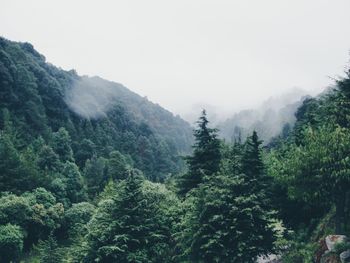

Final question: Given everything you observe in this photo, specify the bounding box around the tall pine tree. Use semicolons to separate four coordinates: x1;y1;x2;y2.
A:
177;110;221;196
178;136;275;262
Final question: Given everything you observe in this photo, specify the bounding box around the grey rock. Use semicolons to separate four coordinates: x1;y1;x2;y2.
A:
325;235;348;251
340;250;350;263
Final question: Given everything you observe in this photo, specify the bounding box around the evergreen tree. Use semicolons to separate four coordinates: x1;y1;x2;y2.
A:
84;171;175;262
37;145;61;172
107;150;129;181
177;110;221;196
242;131;268;193
36;234;62;263
84;156;108;198
52;127;74;162
74;139;96;167
62;162;87;204
179;147;275;262
0;134;44;193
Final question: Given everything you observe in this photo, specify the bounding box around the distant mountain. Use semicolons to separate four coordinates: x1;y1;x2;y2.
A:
218;89;309;144
0;37;193;180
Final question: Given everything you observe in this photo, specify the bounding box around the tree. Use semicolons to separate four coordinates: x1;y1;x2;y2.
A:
84;156;108;198
177;110;221;196
64;202;95;239
277;125;350;234
37;145;61;172
178;155;276;262
0;223;24;263
0;193;32;227
242;131;269;194
52;127;74;162
0;133;26;193
107;151;129;181
74;139;96;167
36;234;62;263
62;162;87;204
23;188;64;244
83;171;176;262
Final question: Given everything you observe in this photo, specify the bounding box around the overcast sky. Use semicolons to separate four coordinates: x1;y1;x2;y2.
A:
1;0;350;119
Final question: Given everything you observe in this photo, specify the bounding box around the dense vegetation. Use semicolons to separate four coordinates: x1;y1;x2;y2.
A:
1;37;350;262
0;37;192;182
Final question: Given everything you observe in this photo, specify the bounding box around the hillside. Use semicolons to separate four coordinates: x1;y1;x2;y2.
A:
1;36;350;263
218;89;308;144
0;37;192;181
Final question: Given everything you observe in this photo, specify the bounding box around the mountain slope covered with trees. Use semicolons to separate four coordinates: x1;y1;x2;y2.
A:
0;37;192;182
1;37;350;263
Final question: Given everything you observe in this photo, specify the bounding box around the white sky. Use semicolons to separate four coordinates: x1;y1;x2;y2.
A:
1;0;350;119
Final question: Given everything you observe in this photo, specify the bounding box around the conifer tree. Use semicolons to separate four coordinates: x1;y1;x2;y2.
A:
179;140;275;262
178;110;221;196
52;127;74;162
242;131;268;192
84;171;175;262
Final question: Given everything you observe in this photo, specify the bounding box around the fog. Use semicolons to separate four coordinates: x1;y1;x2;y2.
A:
1;0;350;120
64;77;121;119
218;88;309;143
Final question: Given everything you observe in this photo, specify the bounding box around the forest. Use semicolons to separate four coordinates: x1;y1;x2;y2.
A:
1;37;350;263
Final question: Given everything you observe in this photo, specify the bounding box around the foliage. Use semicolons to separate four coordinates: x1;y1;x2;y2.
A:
81;171;179;262
177;110;221;196
1;36;350;262
36;234;62;263
0;223;24;263
177;132;276;263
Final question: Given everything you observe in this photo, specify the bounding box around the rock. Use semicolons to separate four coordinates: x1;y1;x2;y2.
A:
340;250;350;263
326;235;348;251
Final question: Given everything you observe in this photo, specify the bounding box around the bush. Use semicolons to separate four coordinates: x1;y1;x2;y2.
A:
0;223;24;262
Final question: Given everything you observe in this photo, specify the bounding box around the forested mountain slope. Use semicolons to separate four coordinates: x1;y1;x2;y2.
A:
0;37;192;181
1;35;350;263
218;89;308;144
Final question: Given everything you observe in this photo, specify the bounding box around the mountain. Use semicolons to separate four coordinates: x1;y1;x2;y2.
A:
218;88;309;144
0;37;193;181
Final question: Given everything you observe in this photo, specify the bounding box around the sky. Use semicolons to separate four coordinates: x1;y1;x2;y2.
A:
1;0;350;120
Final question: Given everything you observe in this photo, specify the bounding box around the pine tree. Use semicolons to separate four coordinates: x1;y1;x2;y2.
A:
52;127;74;162
241;131;267;192
107;151;129;181
62;162;87;204
85;171;174;262
37;235;62;263
84;156;107;198
179;148;276;263
177;110;221;196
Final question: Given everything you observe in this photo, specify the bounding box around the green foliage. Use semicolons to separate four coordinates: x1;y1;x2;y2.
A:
83;155;108;197
1;36;350;262
0;37;192;182
107;150;130;181
37;145;61;172
0;223;24;263
0;189;64;249
82;171;178;262
52;127;74;162
177;110;221;196
64;202;95;239
36;235;62;263
62;162;87;204
0;133;30;193
177;132;276;263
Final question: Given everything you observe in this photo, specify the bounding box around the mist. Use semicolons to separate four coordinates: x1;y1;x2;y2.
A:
64;77;122;119
1;0;350;119
218;88;310;143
